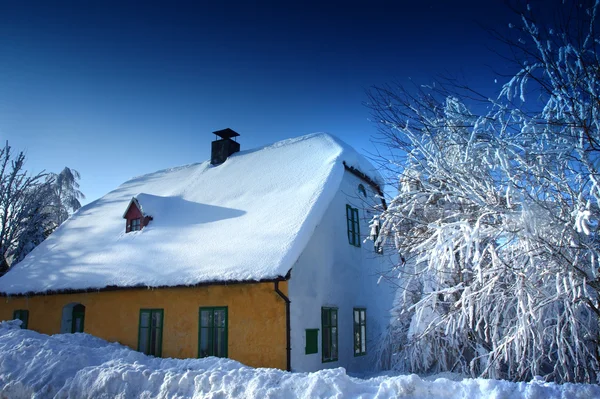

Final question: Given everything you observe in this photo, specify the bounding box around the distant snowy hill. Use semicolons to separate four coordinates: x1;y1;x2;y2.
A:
0;321;597;399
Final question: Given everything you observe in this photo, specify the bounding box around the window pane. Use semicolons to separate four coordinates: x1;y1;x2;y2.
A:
150;326;158;355
354;310;359;324
140;311;150;328
200;310;212;328
149;311;162;356
323;326;331;359
199;328;211;357
215;327;227;357
331;310;337;326
322;310;329;327
151;325;162;356
361;325;366;352
361;310;366;323
214;309;226;328
130;218;141;231
151;311;162;328
331;327;338;359
139;327;149;354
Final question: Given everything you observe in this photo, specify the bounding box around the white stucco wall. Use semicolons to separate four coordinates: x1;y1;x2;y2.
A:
288;169;395;373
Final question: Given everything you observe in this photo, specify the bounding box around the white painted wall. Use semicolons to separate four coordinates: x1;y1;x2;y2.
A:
288;169;396;373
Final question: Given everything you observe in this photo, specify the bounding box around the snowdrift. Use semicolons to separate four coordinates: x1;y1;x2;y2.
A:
0;321;598;399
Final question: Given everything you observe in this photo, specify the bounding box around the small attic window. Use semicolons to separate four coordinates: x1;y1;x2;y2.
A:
358;184;367;198
130;218;141;232
123;197;152;233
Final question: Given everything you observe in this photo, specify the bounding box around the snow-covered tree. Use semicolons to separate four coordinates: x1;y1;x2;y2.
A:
0;142;54;275
48;167;85;228
369;0;600;383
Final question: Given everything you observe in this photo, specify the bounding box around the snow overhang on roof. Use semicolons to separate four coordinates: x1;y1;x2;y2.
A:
0;133;382;295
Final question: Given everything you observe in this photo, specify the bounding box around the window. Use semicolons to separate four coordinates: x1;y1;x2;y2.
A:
346;205;360;247
321;307;338;362
199;307;228;358
130;218;141;232
353;308;367;356
71;304;85;333
358;184;367;198
13;310;28;329
138;309;164;357
305;328;319;355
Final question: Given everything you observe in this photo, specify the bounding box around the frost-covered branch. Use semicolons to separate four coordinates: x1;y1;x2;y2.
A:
0;142;54;274
367;1;600;383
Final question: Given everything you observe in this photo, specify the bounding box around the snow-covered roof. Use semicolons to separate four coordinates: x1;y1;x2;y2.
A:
0;133;381;295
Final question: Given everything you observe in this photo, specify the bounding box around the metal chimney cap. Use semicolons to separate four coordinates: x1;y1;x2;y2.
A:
212;128;240;140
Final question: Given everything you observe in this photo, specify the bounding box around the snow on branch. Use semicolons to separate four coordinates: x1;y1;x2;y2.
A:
367;1;600;382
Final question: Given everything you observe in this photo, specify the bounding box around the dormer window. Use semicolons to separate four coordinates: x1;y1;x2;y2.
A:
123;196;153;233
130;218;141;232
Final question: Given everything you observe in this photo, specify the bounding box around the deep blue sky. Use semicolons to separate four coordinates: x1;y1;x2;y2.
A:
0;0;516;203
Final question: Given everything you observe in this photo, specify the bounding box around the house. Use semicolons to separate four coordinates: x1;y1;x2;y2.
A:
0;130;395;372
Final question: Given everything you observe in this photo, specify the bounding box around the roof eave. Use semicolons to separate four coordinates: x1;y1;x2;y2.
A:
0;272;291;297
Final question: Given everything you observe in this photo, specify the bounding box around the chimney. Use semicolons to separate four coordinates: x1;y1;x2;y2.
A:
211;128;241;165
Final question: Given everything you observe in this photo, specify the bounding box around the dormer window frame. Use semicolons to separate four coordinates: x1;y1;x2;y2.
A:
123;197;152;234
130;218;141;232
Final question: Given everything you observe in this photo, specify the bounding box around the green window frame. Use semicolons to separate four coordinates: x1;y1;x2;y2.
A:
353;308;367;356
305;328;319;355
71;304;85;333
198;307;228;358
346;204;360;247
138;309;164;357
13;309;28;329
322;307;338;362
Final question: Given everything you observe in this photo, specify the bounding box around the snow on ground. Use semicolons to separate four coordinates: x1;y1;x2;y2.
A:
0;322;598;399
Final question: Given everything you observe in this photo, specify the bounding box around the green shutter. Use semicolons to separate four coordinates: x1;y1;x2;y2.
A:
13;310;28;329
305;329;319;354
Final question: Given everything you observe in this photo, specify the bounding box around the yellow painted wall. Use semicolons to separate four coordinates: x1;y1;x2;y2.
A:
0;281;288;369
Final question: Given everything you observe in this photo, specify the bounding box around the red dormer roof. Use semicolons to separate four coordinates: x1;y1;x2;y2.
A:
122;197;144;219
